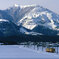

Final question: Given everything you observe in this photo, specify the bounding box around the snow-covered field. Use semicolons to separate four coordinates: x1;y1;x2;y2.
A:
0;45;59;59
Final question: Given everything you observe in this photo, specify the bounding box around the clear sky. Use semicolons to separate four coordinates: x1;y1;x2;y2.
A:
0;0;59;14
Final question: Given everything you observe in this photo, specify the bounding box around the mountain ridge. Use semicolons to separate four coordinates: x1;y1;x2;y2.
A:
0;4;59;36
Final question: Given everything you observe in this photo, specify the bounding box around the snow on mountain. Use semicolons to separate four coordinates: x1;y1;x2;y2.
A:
20;5;36;8
17;5;59;31
5;4;35;24
0;4;59;36
20;27;43;35
14;5;59;35
0;19;9;22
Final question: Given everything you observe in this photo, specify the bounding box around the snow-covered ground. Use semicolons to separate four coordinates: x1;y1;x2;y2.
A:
0;45;59;59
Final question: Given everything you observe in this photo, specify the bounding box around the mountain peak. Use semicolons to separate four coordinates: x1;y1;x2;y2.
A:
20;4;36;8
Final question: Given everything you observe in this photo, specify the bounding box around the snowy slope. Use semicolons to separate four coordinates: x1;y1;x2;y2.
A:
0;45;59;58
17;5;59;30
5;4;35;24
16;5;59;35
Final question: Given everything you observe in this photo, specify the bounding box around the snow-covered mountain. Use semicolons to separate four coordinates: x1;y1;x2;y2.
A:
0;4;59;36
17;5;59;30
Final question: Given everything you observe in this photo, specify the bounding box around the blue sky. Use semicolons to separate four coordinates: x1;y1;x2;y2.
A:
0;0;59;14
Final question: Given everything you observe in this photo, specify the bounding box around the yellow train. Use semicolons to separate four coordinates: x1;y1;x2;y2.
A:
46;48;55;53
